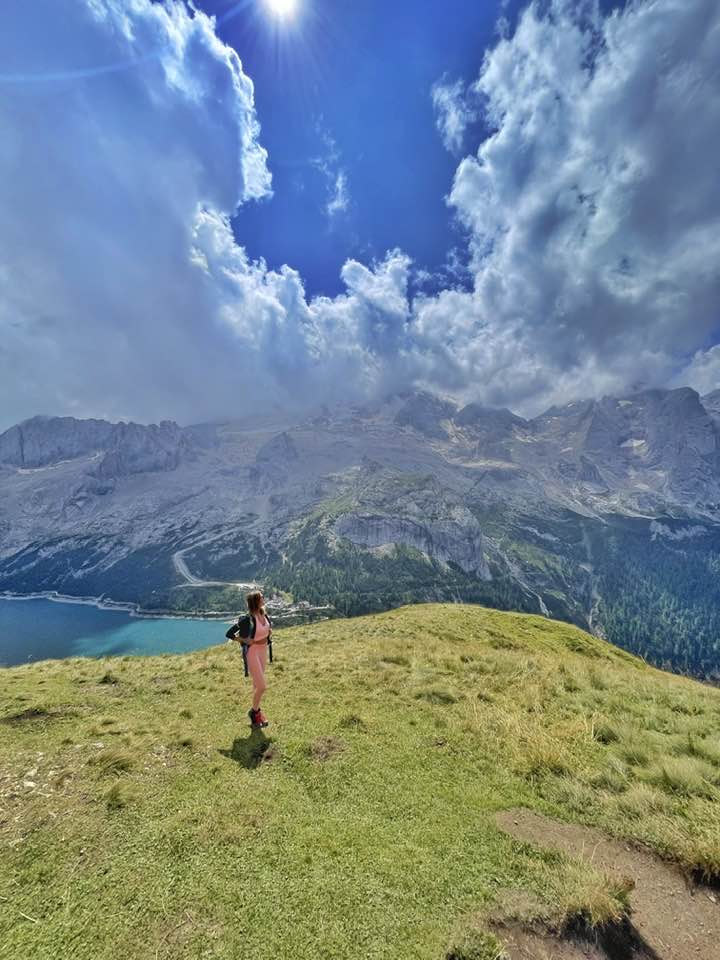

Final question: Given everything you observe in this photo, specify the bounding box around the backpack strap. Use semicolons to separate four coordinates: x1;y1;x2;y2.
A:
241;641;249;678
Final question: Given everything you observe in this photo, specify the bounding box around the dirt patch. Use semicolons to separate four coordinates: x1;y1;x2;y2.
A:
496;809;720;960
487;890;655;960
98;672;120;685
309;736;345;762
338;714;366;730
150;675;175;694
1;706;77;724
1;707;51;724
492;921;606;959
219;731;274;770
259;743;278;764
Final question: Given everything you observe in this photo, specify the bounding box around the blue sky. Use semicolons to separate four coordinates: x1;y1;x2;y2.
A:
0;0;718;429
199;0;511;298
201;0;626;299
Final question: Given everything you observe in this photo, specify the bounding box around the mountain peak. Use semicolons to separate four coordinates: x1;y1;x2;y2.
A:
393;392;458;439
0;415;116;469
455;402;527;429
0;414;188;474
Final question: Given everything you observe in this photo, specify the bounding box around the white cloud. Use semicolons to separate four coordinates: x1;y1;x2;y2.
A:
190;208;411;404
327;171;350;217
0;0;276;428
312;124;351;222
431;76;477;154
677;346;720;397
1;0;719;430
438;0;720;412
0;2;397;431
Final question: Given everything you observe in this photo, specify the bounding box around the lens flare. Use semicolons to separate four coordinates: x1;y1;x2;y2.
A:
265;0;298;19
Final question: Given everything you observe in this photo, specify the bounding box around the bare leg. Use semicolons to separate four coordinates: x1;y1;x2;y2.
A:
246;644;267;711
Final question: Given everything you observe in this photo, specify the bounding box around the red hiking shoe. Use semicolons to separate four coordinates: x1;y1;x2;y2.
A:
249;708;269;728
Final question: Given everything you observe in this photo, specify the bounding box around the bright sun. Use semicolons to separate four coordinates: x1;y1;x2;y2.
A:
265;0;298;19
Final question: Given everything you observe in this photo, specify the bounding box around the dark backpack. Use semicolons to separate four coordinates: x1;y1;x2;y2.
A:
225;614;254;641
225;613;273;676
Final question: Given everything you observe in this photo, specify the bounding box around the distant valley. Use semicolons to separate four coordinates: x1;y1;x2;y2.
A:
2;387;720;678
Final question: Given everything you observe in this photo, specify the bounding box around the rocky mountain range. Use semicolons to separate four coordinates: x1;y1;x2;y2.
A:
2;386;720;677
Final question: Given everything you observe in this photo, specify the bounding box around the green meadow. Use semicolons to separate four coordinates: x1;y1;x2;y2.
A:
2;604;719;959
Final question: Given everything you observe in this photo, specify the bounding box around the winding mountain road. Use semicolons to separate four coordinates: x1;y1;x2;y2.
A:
171;546;260;591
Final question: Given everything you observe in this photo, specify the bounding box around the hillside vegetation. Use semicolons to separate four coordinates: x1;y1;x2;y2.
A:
1;604;720;959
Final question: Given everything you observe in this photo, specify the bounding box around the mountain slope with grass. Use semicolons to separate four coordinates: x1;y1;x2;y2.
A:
1;604;720;960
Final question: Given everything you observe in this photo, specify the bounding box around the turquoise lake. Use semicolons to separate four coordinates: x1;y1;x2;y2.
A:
0;598;232;667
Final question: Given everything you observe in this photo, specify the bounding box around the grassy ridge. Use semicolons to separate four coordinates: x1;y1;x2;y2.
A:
1;604;720;959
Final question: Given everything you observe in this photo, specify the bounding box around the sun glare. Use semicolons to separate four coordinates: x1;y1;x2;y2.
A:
265;0;298;19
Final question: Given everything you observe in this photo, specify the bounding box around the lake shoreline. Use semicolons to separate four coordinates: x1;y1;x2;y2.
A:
0;590;236;622
0;595;238;668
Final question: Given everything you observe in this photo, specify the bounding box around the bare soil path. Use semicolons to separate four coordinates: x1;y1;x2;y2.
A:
491;923;607;959
496;809;720;960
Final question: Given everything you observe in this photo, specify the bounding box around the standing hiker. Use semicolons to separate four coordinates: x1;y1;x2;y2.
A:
226;590;273;728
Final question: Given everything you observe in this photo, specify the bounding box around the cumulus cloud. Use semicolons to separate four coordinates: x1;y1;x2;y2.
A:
191;206;411;403
0;0;276;428
431;76;477;154
0;0;384;431
677;346;720;398
440;0;720;411
1;0;718;431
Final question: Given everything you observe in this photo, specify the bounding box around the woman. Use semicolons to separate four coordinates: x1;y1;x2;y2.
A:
243;590;272;728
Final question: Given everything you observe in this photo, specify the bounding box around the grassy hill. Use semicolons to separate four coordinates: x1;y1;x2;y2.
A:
1;604;719;959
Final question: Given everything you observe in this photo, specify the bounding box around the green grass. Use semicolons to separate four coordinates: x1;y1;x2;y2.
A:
1;603;720;960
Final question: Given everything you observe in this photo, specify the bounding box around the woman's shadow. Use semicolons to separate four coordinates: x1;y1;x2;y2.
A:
219;728;273;770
